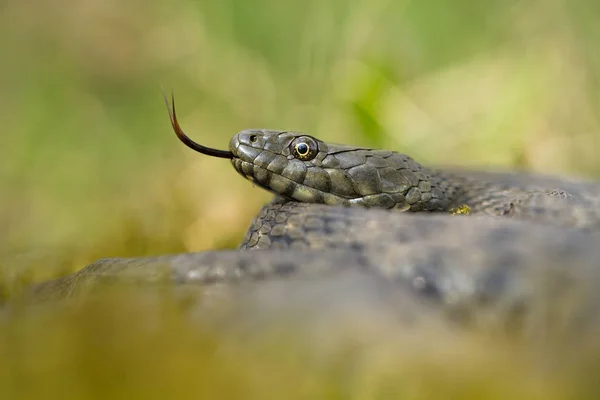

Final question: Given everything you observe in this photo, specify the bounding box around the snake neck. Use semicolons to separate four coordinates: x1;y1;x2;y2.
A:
430;168;533;216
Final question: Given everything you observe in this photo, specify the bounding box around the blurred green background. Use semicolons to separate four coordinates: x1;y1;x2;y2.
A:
2;0;600;398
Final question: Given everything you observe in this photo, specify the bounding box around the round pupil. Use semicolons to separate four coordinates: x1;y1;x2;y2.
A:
297;143;309;155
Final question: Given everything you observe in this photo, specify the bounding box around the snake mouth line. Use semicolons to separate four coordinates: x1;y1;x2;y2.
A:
232;163;290;200
232;159;362;207
162;90;234;159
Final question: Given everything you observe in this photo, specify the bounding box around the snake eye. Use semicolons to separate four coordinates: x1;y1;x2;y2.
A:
291;136;319;161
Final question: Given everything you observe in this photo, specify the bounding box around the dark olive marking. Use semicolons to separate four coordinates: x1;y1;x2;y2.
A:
162;89;233;159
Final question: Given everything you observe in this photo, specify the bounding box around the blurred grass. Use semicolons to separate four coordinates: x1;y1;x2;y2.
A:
1;0;600;398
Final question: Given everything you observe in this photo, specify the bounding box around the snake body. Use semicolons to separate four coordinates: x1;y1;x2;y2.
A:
24;95;600;334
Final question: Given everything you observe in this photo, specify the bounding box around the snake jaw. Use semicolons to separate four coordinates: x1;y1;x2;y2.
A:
162;90;234;159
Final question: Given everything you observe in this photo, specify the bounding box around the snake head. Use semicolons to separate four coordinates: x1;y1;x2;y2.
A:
229;129;338;202
165;92;449;211
227;130;450;211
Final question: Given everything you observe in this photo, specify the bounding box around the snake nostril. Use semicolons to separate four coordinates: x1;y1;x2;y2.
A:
250;134;258;143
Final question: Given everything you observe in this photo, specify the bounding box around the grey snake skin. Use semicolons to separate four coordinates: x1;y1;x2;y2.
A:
25;94;600;334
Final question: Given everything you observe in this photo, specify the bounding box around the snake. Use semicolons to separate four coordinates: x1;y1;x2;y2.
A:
22;93;600;334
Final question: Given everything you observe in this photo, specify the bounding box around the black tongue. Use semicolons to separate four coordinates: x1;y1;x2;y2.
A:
162;90;234;159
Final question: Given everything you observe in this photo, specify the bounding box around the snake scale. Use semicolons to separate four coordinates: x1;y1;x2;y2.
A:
24;94;600;334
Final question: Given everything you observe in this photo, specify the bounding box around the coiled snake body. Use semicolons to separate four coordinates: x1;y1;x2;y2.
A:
27;95;600;332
